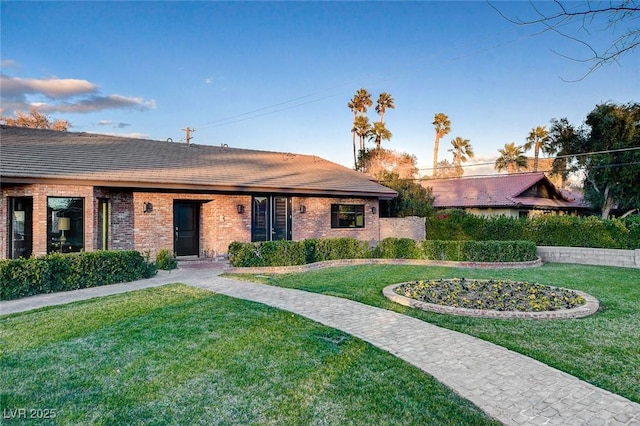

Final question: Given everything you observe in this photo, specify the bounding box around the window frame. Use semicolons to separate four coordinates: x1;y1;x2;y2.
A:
47;197;85;254
330;204;365;229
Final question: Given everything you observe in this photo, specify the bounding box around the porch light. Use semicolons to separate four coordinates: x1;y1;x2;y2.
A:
143;202;153;213
237;204;245;214
299;205;306;213
371;206;377;214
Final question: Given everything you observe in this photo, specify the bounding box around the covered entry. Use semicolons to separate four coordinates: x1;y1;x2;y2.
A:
174;202;200;256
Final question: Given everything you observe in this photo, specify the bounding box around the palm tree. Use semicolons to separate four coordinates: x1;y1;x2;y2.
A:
495;142;528;174
375;92;395;124
524;126;552;172
368;121;392;150
352;115;371;170
348;89;372;170
432;113;451;177
448;137;474;177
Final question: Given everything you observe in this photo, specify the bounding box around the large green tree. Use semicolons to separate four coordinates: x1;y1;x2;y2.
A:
432;113;451;177
550;102;640;218
524;126;552;172
495;142;528;174
448;136;474;177
377;171;434;218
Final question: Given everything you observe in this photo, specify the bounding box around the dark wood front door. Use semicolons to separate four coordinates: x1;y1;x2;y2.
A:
174;202;200;256
9;197;33;259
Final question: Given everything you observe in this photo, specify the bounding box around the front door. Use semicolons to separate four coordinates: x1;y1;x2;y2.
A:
174;202;200;256
251;196;291;241
9;197;33;259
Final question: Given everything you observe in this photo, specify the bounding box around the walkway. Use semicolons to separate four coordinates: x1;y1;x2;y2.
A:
2;264;639;425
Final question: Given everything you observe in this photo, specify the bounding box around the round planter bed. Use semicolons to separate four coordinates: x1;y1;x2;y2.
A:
383;278;599;320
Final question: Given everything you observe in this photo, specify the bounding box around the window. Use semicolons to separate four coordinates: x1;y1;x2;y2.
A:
97;198;110;250
331;204;365;228
47;197;84;253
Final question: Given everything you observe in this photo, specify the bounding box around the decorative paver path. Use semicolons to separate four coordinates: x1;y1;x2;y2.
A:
2;264;639;425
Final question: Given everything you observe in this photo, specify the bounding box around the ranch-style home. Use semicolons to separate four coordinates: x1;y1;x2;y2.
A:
0;126;397;260
421;173;588;218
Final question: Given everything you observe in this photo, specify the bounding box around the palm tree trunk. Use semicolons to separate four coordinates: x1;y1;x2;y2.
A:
352;130;357;170
533;145;540;172
432;136;440;177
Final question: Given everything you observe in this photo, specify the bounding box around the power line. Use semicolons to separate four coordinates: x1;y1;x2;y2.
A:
417;146;640;173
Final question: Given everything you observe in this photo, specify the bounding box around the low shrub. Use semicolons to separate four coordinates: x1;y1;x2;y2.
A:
228;238;535;267
373;238;423;259
0;250;155;301
155;249;177;270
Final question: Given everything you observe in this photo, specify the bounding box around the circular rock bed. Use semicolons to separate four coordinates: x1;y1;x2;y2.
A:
383;278;599;319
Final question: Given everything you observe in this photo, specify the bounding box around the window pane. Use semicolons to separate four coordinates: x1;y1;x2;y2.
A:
331;204;365;228
47;197;84;253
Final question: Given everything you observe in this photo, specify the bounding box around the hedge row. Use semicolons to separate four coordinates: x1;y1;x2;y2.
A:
228;237;537;267
0;250;156;301
426;210;640;249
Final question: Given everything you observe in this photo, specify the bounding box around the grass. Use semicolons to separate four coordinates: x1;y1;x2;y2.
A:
225;263;640;403
1;284;498;425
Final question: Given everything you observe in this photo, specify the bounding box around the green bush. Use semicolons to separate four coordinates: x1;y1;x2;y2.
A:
155;249;177;270
373;238;423;259
228;238;535;267
426;210;639;249
422;240;537;262
0;250;155;301
228;241;306;267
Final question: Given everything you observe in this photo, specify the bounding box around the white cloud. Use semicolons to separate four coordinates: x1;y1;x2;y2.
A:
205;77;212;84
0;74;156;115
1;75;96;99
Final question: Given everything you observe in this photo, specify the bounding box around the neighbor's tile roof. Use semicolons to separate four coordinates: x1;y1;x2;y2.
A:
0;126;397;199
421;173;584;209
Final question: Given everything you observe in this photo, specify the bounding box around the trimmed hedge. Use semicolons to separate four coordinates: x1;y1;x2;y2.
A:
426;210;640;249
228;237;537;267
0;250;156;301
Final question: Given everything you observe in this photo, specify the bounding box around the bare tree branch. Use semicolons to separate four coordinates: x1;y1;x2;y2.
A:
489;1;640;80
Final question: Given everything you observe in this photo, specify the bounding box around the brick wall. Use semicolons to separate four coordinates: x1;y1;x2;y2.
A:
292;196;380;243
2;184;95;258
380;216;426;241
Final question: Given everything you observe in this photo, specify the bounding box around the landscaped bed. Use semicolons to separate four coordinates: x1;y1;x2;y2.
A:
384;278;599;319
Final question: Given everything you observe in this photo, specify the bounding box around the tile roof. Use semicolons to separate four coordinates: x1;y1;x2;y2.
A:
421;173;585;210
0;126;397;199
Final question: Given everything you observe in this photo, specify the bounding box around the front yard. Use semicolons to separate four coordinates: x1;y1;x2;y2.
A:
1;284;497;425
227;263;640;404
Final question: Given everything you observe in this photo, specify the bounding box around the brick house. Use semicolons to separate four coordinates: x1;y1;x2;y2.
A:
421;173;588;218
1;126;397;260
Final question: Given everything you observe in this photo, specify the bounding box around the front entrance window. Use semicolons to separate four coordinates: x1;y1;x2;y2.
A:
251;196;291;241
47;197;84;253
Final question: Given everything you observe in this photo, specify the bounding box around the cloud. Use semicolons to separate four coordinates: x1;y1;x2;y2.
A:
1;74;96;99
98;120;132;129
205;77;212;84
1;60;19;69
0;74;156;115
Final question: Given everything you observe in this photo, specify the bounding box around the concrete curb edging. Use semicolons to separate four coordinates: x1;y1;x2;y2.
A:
383;282;600;320
226;257;544;275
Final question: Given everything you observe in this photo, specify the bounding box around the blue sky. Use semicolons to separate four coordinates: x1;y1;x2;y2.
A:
1;1;637;176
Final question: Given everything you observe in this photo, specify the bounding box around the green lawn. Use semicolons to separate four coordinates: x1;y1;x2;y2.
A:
1;284;498;425
226;263;640;403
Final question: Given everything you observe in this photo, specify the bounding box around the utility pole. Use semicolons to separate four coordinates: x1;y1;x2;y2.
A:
181;127;195;145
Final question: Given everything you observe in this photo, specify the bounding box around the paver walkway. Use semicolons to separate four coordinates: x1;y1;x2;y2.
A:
2;264;639;425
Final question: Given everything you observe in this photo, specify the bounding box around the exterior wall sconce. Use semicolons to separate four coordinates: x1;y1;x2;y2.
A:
299;205;306;213
371;206;377;214
237;204;245;214
143;202;153;213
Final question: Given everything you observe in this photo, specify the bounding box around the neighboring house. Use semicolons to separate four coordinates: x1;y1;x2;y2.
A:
0;126;397;260
421;173;588;218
